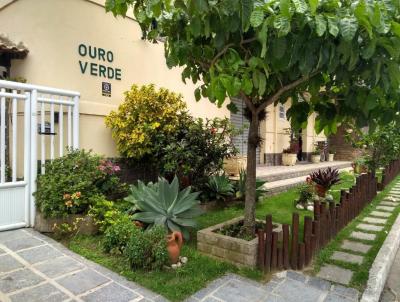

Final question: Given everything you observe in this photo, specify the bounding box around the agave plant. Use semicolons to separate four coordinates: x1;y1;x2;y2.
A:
236;169;268;200
125;176;203;240
206;174;234;202
309;167;340;195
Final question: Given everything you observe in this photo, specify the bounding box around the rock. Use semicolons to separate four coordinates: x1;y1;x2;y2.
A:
307;205;314;211
325;194;334;202
171;264;178;269
177;262;182;267
181;257;188;264
296;204;304;210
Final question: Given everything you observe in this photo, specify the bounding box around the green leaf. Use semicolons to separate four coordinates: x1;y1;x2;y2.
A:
315;15;327;36
272;37;287;59
327;16;339;37
308;0;318;15
241;75;253;94
362;39;377;59
391;21;400;38
339;16;358;41
257;19;269;58
194;88;201;101
190;17;202;37
250;9;264;28
280;0;291;17
292;0;307;13
241;0;254;30
274;15;291;37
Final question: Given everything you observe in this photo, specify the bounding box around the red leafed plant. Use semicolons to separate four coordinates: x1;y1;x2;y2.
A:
309;167;340;197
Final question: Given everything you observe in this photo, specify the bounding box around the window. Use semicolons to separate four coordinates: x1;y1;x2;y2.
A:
279;104;286;120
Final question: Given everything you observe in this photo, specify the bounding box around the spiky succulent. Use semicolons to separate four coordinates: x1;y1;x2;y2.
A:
309;167;340;191
126;176;203;239
206;174;234;202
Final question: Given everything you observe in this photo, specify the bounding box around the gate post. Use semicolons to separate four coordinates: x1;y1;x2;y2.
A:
24;92;31;226
30;89;38;227
73;95;79;149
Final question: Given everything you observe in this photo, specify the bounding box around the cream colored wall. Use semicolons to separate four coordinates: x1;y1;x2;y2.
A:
261;101;326;158
0;0;229;157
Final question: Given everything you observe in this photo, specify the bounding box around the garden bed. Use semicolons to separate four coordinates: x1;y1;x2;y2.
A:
197;216;282;268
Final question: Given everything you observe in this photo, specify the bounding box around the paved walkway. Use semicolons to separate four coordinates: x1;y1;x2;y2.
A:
0;229;166;302
185;271;359;302
380;245;400;301
316;183;400;286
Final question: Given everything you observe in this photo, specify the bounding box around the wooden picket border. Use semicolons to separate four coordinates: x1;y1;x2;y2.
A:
257;159;400;272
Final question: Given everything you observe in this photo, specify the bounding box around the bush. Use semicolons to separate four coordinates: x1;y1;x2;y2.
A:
88;195;123;233
105;84;239;190
105;84;187;159
160;116;238;189
34;149;122;218
125;225;169;270
103;215;138;253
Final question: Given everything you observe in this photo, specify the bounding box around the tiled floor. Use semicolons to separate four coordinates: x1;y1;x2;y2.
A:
0;229;166;302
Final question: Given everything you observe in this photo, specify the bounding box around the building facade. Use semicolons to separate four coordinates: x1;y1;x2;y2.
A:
0;0;327;166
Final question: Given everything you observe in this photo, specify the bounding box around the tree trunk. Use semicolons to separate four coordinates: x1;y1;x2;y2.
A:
243;109;259;236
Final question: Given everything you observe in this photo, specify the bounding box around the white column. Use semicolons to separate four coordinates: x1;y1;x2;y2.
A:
30;89;38;226
73;95;79;149
0;88;5;183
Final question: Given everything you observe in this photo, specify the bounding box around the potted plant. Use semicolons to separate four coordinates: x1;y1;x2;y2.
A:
282;140;298;166
223;156;247;176
309;167;340;197
328;148;335;162
282;147;297;166
311;149;321;163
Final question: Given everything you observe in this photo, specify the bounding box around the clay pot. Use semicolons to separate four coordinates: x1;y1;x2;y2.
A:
167;231;183;264
315;184;327;197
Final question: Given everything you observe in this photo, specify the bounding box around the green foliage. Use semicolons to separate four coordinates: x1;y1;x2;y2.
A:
205;174;234;202
352;122;400;172
105;84;187;159
103;215;138;253
125;225;169;270
34;149;122;218
235;170;268;200
88;195;124;233
106;0;400;233
296;183;314;206
126;177;203;239
106;0;400;133
159;116;238;189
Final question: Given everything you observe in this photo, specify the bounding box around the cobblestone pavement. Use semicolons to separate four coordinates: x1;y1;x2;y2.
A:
0;228;166;302
185;271;359;302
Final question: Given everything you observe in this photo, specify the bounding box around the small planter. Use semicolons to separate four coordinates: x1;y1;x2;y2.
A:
282;153;297;166
34;212;98;235
311;155;321;163
328;153;335;162
197;217;283;268
223;156;247;177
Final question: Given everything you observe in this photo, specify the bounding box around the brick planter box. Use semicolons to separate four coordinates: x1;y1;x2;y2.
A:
197;216;282;268
34;212;98;235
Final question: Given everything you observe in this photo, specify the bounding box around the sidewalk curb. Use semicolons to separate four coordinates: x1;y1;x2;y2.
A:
361;212;400;302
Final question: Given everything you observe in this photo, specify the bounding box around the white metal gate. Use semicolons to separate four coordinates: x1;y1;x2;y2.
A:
0;80;79;231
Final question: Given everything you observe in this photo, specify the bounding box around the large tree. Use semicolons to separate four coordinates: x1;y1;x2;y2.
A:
106;0;400;234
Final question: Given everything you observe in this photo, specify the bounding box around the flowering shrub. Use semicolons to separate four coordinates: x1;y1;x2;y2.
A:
35;149;124;218
105;84;187;159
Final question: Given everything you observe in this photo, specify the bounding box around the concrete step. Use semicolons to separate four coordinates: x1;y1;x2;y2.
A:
264;167;353;196
257;161;352;182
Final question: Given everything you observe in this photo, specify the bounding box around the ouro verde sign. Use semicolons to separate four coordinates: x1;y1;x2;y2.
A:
78;44;122;81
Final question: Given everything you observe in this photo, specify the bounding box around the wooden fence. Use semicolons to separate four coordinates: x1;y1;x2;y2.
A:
257;160;400;272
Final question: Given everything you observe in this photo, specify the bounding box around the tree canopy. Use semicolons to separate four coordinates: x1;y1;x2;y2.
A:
106;0;400;233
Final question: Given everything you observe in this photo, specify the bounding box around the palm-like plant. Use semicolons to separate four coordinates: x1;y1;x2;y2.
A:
206;174;235;202
309;167;340;197
125;176;203;239
236;169;268;200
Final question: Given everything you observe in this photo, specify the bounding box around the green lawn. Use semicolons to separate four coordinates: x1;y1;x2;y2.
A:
66;171;356;301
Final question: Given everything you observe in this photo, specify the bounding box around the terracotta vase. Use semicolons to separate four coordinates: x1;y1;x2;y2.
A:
315;184;327;197
167;231;183;264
